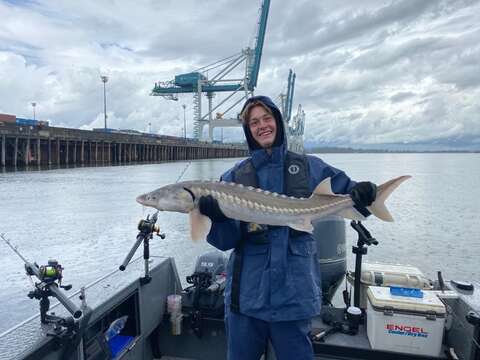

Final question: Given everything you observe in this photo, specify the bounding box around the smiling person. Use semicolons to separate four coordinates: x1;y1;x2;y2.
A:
198;95;377;360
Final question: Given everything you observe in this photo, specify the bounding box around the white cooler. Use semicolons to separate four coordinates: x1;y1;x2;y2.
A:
366;286;446;356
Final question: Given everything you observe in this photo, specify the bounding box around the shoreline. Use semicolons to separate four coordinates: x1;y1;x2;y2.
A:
307;147;480;154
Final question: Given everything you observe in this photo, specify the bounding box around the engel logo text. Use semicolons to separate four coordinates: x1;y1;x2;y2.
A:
386;324;429;338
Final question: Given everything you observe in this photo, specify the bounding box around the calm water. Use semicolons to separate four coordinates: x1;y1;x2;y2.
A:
0;153;479;333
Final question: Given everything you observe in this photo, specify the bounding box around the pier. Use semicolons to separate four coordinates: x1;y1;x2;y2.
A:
0;122;247;168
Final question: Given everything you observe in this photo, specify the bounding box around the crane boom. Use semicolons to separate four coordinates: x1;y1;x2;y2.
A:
287;70;297;121
151;0;271;141
285;69;296;123
247;0;270;90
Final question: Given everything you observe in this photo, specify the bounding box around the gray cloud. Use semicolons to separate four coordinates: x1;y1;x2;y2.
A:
390;91;416;103
0;0;479;149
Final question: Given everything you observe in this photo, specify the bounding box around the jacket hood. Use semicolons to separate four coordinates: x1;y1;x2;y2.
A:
240;95;287;153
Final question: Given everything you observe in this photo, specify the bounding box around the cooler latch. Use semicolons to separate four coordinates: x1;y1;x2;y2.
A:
383;306;394;316
425;310;437;321
374;271;383;286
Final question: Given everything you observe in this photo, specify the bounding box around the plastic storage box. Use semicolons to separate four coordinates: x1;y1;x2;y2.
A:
366;286;446;356
347;262;433;308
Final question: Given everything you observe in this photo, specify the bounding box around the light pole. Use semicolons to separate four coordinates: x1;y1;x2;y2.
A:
100;75;108;130
31;102;36;120
182;104;186;139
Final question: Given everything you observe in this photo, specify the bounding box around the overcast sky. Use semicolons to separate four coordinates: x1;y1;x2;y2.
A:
1;0;479;149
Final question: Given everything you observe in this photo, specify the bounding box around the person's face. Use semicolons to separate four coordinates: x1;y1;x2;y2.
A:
247;105;277;149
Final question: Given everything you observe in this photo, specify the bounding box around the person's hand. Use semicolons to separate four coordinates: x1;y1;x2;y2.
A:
350;182;377;208
198;195;228;222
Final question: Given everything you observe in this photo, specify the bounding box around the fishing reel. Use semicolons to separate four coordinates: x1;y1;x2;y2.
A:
25;258;79;325
186;272;213;290
120;211;166;284
137;212;165;239
26;259;72;290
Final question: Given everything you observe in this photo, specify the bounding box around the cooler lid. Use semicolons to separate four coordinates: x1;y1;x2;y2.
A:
362;262;424;276
347;262;432;289
367;286;446;315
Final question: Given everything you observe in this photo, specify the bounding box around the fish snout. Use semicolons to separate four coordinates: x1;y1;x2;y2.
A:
136;192;158;207
136;194;146;205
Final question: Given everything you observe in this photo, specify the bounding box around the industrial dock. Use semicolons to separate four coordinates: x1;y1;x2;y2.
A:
0;0;303;169
0;119;247;168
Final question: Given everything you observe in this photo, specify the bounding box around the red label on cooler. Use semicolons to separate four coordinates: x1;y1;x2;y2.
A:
385;324;429;338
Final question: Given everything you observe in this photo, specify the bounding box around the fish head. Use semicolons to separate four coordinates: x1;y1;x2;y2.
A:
136;184;195;213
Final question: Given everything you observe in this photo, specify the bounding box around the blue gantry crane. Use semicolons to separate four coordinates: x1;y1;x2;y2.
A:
151;0;270;141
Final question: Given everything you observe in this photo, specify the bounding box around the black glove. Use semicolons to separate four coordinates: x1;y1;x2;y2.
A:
350;181;377;213
198;195;228;222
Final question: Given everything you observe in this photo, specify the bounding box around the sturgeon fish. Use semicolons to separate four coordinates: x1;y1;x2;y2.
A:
136;175;410;241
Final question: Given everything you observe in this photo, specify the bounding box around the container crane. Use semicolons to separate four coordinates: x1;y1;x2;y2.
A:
288;104;305;153
279;69;296;124
151;0;270;141
278;69;305;154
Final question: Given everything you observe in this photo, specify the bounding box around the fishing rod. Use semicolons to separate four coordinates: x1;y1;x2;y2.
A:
0;233;82;322
2;233;94;359
119;161;192;281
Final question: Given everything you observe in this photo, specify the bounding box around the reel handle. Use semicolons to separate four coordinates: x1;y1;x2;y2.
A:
119;213;165;272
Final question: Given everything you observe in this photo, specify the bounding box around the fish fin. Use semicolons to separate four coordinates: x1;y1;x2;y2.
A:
287;219;314;233
189;208;212;241
337;208;367;221
313;177;334;196
368;175;411;222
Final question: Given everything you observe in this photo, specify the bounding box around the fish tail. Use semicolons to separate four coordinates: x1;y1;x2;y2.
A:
367;175;411;222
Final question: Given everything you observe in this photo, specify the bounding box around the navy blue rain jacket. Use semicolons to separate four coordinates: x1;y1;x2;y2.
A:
206;95;356;322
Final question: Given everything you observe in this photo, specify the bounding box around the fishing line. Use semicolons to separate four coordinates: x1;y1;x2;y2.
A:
175;161;192;183
139;161;192;218
139;160;192;242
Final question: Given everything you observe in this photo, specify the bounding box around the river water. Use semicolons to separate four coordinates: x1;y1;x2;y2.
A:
0;153;479;334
